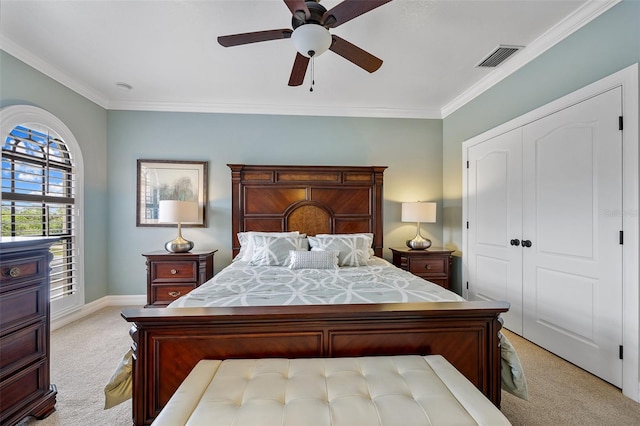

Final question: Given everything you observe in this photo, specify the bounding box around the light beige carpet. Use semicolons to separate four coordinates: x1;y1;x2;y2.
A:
20;306;132;426
17;307;640;425
500;329;640;425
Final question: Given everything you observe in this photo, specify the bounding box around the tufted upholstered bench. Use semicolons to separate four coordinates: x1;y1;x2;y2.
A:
151;355;511;426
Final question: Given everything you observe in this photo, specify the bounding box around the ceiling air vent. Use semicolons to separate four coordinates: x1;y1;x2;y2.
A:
476;45;524;68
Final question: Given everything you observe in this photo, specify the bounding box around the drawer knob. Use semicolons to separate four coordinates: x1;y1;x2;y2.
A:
168;291;181;298
425;264;431;270
170;269;178;275
9;267;21;278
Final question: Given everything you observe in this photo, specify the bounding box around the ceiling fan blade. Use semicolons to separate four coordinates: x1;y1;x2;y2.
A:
288;53;310;86
218;29;292;47
329;35;383;73
283;0;310;20
322;0;393;28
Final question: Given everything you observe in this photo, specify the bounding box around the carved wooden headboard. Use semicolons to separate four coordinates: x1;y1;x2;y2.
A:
229;164;386;258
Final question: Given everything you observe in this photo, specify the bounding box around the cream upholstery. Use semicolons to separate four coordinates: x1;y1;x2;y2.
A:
152;355;511;426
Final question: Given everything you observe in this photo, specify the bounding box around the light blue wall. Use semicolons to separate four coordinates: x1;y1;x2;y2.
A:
107;111;443;295
2;0;637;300
442;0;640;293
0;51;109;303
1;49;443;300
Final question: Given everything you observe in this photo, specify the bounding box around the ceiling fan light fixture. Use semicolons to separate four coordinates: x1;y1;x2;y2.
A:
291;24;331;58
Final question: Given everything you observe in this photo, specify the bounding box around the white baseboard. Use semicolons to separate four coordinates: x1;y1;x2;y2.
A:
50;295;146;332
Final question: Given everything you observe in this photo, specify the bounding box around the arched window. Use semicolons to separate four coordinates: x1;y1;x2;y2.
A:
1;105;84;318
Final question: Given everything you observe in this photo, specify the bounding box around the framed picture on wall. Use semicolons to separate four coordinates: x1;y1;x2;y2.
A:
136;159;208;227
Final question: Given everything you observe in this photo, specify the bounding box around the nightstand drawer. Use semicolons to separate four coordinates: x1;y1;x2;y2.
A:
390;247;453;290
152;285;196;304
408;257;446;275
151;261;197;282
143;250;217;308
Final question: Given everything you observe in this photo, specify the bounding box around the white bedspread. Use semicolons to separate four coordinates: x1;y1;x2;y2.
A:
168;257;463;308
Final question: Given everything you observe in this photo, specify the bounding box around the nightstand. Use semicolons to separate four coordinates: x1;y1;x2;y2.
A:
142;249;217;307
390;247;454;289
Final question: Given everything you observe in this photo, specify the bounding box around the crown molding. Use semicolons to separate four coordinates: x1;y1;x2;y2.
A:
107;99;443;119
2;0;618;120
2;29;440;119
0;35;109;109
440;0;621;118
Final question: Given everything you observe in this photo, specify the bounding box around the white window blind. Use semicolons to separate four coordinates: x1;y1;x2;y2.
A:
1;125;79;303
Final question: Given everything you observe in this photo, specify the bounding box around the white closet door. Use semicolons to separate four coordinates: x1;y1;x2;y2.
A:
521;87;623;386
466;128;524;334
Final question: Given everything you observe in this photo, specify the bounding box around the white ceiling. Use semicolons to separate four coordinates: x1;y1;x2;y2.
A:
0;0;619;119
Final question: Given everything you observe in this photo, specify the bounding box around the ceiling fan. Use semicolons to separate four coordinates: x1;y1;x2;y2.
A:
217;0;394;87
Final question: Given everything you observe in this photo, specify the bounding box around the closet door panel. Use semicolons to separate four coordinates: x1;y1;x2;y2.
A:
466;128;523;334
522;87;623;387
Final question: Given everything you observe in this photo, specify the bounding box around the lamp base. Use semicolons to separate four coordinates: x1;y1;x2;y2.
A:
406;235;432;250
164;237;194;253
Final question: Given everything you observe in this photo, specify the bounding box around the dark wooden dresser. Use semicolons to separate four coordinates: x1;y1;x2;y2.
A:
0;237;59;426
143;249;217;307
390;247;454;289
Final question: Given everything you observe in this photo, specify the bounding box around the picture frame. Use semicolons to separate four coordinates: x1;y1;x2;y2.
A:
136;159;208;227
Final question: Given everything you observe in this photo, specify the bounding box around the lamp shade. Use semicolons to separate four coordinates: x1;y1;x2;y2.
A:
401;202;436;223
158;200;198;224
291;24;332;58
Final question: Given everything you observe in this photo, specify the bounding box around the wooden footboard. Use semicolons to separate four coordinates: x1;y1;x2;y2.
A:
122;301;509;426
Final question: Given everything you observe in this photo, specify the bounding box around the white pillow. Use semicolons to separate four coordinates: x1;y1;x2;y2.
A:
289;250;339;270
236;231;299;262
248;235;307;266
308;234;373;267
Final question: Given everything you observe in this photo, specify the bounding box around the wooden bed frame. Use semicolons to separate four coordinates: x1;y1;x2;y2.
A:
122;164;509;426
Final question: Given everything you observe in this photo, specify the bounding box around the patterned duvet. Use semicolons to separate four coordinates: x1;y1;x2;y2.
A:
107;256;528;407
168;257;463;308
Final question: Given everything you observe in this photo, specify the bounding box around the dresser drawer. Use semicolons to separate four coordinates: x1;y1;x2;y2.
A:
151;285;196;305
408;257;447;275
151;261;197;282
0;322;45;379
0;237;57;424
0;256;45;285
0;359;48;417
0;286;46;334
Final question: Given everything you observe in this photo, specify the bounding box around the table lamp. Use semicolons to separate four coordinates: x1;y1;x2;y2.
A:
401;201;436;250
158;200;198;253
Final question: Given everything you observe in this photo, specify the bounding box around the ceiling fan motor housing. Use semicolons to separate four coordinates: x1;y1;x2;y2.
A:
292;1;328;29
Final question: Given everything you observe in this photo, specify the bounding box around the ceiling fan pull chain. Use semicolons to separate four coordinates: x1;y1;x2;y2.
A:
310;54;315;92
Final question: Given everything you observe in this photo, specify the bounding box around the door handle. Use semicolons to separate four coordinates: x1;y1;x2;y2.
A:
522;240;532;248
510;239;520;246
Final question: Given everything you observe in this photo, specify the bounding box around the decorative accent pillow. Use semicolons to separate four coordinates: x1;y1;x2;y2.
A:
248;235;306;266
308;234;373;267
289;250;339;270
236;231;299;262
315;233;375;257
